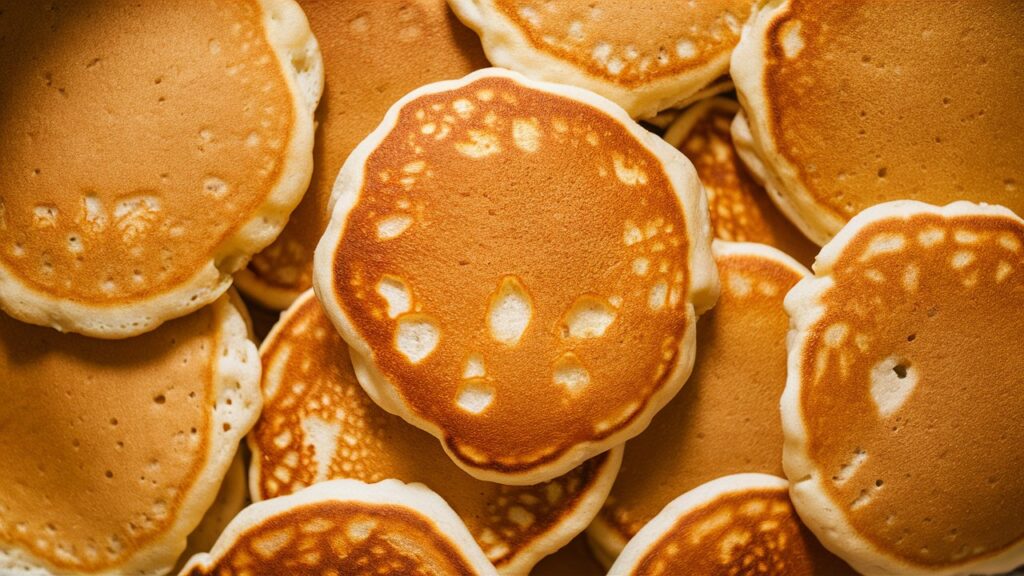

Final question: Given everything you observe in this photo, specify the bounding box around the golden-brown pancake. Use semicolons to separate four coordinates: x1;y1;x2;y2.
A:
448;0;758;118
530;535;605;576
0;293;261;574
249;290;622;574
235;0;489;309
179;479;498;575
664;98;817;266
731;0;1024;245
172;451;249;574
313;68;718;485
783;201;1024;574
607;474;857;576
588;241;808;564
0;0;321;338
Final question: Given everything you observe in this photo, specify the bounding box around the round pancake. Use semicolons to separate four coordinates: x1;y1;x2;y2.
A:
313;67;718;485
447;0;758;119
663;98;817;266
0;292;261;575
235;0;489;310
0;0;322;338
607;474;857;576
531;535;605;576
249;290;622;574
731;0;1024;245
173;451;249;574
588;241;808;564
782;201;1024;575
179;478;498;575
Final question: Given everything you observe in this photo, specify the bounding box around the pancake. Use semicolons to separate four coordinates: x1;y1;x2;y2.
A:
607;474;857;575
782;201;1024;574
0;0;322;338
588;241;808;564
530;535;605;576
173;451;249;574
249;290;622;574
641;78;735;132
0;292;261;575
663;98;817;266
447;0;758;118
179;478;498;575
313;67;718;485
235;0;489;310
731;0;1024;245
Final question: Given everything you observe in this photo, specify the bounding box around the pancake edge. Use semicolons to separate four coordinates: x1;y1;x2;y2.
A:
0;292;262;576
446;0;734;119
606;473;790;576
172;451;249;573
312;66;718;485
177;478;499;575
0;0;323;339
780;200;1024;576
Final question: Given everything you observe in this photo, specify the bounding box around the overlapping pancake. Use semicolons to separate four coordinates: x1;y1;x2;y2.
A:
249;290;622;574
0;293;261;575
0;0;322;338
447;0;758;118
235;0;489;309
173;452;249;574
179;478;498;575
530;535;605;576
313;68;718;484
783;201;1024;574
663;98;817;266
588;241;808;564
607;474;857;576
731;0;1024;245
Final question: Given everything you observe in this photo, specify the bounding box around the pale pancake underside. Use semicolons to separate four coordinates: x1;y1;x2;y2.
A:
0;0;322;338
313;67;718;485
782;201;1024;576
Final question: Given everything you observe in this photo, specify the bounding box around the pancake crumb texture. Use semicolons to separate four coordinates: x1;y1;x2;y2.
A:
785;202;1024;574
0;0;320;338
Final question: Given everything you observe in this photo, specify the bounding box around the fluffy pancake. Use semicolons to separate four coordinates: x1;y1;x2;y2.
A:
531;535;605;576
664;98;817;266
313;68;718;484
607;474;857;575
249;290;622;574
731;0;1024;245
447;0;758;118
0;292;261;575
173;451;249;573
782;201;1024;574
0;0;322;338
235;0;488;309
588;241;807;564
179;478;498;575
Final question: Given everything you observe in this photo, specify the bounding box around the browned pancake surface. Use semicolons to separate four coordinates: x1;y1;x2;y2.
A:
330;76;693;473
762;1;1024;222
800;212;1024;564
244;0;487;298
252;293;611;568
0;1;293;303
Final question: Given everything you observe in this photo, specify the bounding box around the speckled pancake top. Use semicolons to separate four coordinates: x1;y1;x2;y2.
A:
760;0;1023;222
797;210;1024;566
0;0;293;304
241;0;487;306
326;75;699;475
492;0;755;88
181;501;482;575
250;291;618;570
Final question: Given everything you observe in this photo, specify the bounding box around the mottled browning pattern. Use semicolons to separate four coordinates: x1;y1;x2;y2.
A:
252;293;610;567
331;76;693;472
0;0;293;303
762;0;1024;221
183;502;481;575
0;309;216;571
801;213;1024;565
494;0;755;87
600;251;801;539
677;101;816;265
245;0;487;297
631;490;855;575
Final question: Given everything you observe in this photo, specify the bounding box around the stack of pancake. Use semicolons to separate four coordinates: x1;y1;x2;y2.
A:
0;1;1020;575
